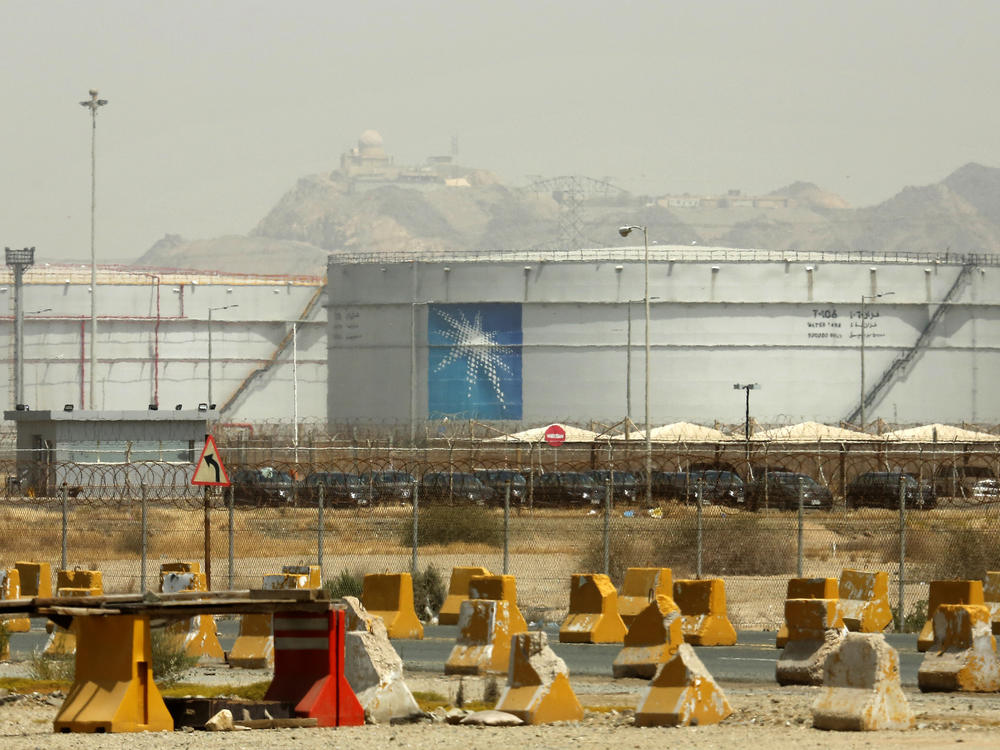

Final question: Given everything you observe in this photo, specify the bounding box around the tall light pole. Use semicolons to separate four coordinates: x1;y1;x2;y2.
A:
80;89;107;410
734;383;760;474
5;247;35;407
618;225;651;503
410;300;435;446
859;291;894;431
208;305;238;407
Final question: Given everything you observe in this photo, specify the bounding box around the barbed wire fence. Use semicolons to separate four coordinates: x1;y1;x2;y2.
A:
1;438;999;630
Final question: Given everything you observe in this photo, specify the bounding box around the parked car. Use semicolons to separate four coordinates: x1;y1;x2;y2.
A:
360;470;416;504
587;470;638;504
686;470;745;506
746;472;833;511
420;472;495;504
532;472;605;506
473;469;527;505
934;464;997;499
301;472;372;506
972;478;1000;501
648;471;694;503
231;467;295;505
845;471;936;509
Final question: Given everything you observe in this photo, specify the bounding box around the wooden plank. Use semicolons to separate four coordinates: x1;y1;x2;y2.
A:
233;718;320;729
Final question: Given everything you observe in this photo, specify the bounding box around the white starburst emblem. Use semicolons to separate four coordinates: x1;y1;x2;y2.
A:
433;307;516;408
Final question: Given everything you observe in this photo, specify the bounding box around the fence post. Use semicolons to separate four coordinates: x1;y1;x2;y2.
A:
411;480;419;577
897;475;906;629
603;477;611;576
60;482;68;571
503;482;510;575
226;485;236;591
696;478;704;578
797;477;804;577
317;484;325;581
203;485;212;590
140;483;148;593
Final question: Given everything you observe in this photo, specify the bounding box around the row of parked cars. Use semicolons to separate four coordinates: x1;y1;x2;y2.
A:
231;466;946;510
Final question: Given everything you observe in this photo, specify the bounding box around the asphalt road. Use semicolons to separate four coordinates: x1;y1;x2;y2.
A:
6;619;926;686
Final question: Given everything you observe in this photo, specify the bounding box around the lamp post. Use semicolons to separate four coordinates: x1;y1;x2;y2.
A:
618;225;651;503
733;383;760;474
208;305;238;407
859;292;894;431
80;89;108;410
5;247;35;407
410;300;435;446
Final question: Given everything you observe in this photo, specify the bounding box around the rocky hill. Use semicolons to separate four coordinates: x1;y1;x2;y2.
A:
135;162;1000;275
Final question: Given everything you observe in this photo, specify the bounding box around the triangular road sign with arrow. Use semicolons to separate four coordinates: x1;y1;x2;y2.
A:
192;435;230;486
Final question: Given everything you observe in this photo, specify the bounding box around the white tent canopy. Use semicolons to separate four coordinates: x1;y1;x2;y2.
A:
880;423;999;442
751;421;872;442
611;421;731;442
487;423;599;443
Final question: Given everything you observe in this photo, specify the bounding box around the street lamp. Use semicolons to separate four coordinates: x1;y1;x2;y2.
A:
80;89;108;410
618;225;651;503
5;247;35;407
733;383;761;473
410;300;435;446
859;292;894;430
208;305;238;407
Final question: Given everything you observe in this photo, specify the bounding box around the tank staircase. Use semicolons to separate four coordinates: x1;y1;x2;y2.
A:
219;285;324;416
845;262;976;425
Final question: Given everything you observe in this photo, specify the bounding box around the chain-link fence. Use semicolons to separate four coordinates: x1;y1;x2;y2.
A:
2;441;999;629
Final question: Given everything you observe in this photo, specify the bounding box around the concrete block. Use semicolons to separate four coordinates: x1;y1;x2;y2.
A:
673;578;737;646
612;594;684;678
812;633;915;731
918;580;984;652
559;574;627;644
776;598;847;686
775;577;838;648
838;569;893;634
439;566;491;625
918;604;1000;692
618;567;672;628
495;631;584;724
634;643;732;727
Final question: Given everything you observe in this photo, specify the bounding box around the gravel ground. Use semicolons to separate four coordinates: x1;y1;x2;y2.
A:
3;664;1000;749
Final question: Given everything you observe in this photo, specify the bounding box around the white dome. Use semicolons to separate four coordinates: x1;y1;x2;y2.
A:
359;129;384;148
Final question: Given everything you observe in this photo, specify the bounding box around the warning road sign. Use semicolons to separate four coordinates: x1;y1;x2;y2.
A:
192;435;230;486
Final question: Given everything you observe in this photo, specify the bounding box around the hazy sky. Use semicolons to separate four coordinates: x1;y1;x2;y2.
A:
2;0;997;263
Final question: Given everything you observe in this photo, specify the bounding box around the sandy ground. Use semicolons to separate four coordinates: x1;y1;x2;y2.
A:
3;663;1000;749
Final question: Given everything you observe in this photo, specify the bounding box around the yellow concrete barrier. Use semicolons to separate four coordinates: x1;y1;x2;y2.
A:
612;594;684;678
633;643;733;727
917;603;1000;692
15;561;52;598
45;569;103;657
469;574;527;631
361;573;424;640
495;631;584;724
1;567;31;636
775;598;847;686
158;563;223;663
918;580;985;652
558;574;627;644
775;577;838;648
838;569;892;634
812;633;915;731
618;567;672;629
673;578;737;646
984;571;1000;636
229;565;323;669
439;566;491;625
444;598;527;675
53;614;173;733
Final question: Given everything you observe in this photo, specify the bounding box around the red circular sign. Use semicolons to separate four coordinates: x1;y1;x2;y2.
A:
544;424;566;447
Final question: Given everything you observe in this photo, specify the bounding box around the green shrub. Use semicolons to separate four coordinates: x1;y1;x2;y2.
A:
324;569;364;600
898;524;1000;580
0;623;9;659
891;599;927;634
27;649;75;682
413;564;447;618
151;629;199;687
401;504;503;548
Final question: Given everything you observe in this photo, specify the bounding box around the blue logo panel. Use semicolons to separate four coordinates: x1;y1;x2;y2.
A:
428;303;522;420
